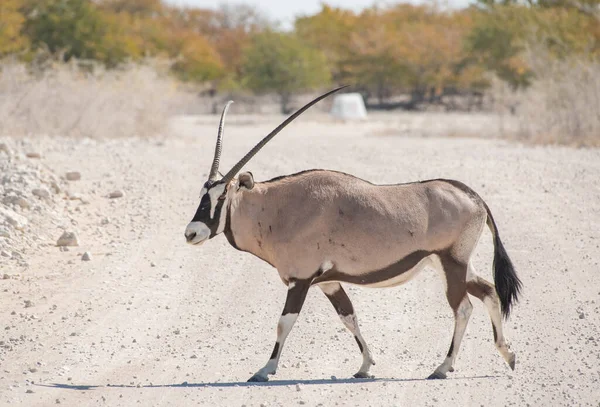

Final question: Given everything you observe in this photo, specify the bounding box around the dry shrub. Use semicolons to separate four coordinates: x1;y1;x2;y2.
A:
491;48;600;147
0;59;195;138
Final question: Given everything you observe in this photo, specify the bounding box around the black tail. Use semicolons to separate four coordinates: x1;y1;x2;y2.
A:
483;202;522;319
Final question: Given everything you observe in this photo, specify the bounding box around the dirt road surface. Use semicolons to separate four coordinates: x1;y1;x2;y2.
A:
1;114;599;406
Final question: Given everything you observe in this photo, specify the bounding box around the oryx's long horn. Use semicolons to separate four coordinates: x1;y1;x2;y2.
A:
221;85;348;184
209;100;234;181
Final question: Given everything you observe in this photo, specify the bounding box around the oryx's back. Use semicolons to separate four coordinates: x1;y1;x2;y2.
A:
238;170;485;275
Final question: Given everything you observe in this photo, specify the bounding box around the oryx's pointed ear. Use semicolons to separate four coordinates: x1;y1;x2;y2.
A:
238;171;255;190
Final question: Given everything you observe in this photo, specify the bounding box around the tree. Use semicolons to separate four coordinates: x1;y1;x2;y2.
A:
0;0;28;56
22;0;138;66
242;31;330;113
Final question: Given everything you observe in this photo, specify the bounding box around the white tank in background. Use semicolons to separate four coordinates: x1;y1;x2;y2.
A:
330;93;368;120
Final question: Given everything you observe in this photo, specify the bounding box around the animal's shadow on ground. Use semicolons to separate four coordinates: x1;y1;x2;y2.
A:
38;375;498;391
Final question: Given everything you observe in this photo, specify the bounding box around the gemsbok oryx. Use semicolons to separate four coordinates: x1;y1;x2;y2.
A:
184;86;522;382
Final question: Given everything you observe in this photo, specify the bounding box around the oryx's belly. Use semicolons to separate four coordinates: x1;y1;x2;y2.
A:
360;255;436;288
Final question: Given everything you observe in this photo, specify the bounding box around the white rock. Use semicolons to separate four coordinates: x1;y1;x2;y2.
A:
109;190;123;199
56;231;79;247
0;207;28;230
65;172;81;181
32;188;50;199
81;252;92;261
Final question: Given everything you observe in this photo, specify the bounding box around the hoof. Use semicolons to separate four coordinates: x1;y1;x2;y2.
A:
247;374;269;383
448;367;455;373
353;372;374;379
508;353;516;371
427;371;447;380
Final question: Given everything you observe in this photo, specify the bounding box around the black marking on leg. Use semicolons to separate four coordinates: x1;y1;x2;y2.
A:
281;279;311;315
354;336;364;353
447;341;455;357
269;342;280;360
492;323;498;342
324;286;354;317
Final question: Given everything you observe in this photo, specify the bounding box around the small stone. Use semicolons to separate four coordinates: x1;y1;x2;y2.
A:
579;313;585;319
108;190;123;199
81;252;92;261
24;300;34;308
26;152;41;159
32;188;50;199
0;143;10;154
1;250;11;258
26;389;34;394
190;354;197;359
56;399;61;404
296;384;302;392
56;231;79;247
101;217;110;225
65;172;81;181
28;367;37;373
2;274;9;280
50;182;61;194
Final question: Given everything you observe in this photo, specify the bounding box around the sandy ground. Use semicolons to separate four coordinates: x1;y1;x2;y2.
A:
1;113;600;406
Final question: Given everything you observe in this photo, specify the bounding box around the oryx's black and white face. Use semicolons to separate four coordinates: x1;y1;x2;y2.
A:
185;180;230;245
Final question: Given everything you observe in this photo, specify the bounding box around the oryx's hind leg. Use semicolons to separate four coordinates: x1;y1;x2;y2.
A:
428;254;473;380
466;264;516;370
248;278;311;382
319;282;375;379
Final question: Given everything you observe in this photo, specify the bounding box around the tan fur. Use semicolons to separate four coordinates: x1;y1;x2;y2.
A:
227;170;485;284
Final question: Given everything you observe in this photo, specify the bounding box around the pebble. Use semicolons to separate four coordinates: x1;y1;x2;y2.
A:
1;250;11;258
26;389;34;394
66;172;81;181
109;190;124;199
24;300;34;308
32;188;50;199
0;143;10;154
81;251;92;261
579;313;585;319
26;152;41;159
57;231;79;247
0;226;10;238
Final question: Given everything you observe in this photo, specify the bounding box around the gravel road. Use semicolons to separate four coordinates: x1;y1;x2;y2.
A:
1;113;599;406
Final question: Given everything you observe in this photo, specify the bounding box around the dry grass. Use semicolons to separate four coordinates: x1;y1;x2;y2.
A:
0;59;196;139
491;50;600;147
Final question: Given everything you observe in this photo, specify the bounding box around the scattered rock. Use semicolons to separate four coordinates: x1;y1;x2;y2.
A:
56;231;79;247
2;195;30;209
109;190;124;199
81;251;92;261
579;312;585;319
101;217;110;225
24;300;34;308
65;172;81;181
1;250;11;258
26;152;41;159
0;207;28;230
190;354;197;359
26;389;34;394
32;188;51;199
2;274;9;280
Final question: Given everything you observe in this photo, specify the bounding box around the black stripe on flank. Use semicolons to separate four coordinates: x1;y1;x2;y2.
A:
269;342;280;360
312;250;431;286
355;336;364;353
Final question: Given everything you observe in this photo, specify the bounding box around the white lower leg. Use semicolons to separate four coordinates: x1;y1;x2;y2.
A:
433;296;472;377
340;314;375;375
484;297;515;367
252;313;298;379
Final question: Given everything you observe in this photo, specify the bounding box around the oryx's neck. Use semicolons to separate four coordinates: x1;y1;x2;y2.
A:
225;184;274;266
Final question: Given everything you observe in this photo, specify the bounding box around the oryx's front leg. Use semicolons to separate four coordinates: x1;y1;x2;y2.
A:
319;282;375;379
247;279;310;382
